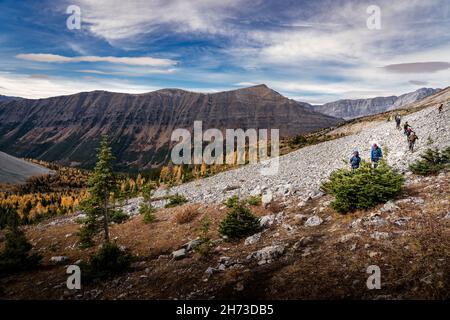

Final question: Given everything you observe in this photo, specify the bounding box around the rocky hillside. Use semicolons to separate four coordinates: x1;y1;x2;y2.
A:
2;155;448;300
152;91;449;204
312;88;440;119
0;151;52;184
1;89;449;300
0;85;341;170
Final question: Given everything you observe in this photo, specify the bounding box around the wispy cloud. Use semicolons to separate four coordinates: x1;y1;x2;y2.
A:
75;0;246;41
382;62;450;74
16;53;177;67
76;68;176;76
409;80;428;86
0;72;158;98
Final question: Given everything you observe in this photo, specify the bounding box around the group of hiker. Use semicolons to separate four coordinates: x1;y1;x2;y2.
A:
348;103;446;170
387;113;418;152
403;121;418;152
349;143;383;170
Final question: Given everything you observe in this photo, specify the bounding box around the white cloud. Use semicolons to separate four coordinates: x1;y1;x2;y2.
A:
76;68;176;76
16;53;177;67
75;0;246;42
0;73;158;98
233;82;259;87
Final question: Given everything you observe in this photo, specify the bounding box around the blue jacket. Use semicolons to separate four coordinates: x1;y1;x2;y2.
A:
371;147;382;162
350;155;361;169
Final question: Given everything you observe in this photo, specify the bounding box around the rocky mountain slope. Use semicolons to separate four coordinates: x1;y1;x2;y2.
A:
2;151;449;300
152;89;449;204
1;88;448;300
0;85;340;170
312;88;440;119
0;151;52;184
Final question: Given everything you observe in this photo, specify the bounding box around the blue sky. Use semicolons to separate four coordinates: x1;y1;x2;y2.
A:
0;0;449;103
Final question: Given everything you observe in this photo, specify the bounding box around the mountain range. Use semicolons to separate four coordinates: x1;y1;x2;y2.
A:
0;85;341;170
311;87;440;119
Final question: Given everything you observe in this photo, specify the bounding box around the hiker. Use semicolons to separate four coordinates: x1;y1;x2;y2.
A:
403;121;411;135
405;126;413;141
371;143;383;168
408;131;418;152
395;114;401;129
350;150;361;170
438;103;443;113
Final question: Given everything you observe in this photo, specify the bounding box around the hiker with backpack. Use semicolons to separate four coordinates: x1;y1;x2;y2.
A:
371;143;383;168
438;103;443;113
395;114;401;129
408;131;418;152
403;121;411;135
405;126;413;142
350;150;361;170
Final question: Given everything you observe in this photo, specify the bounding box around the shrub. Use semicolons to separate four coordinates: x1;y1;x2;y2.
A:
109;209;129;224
192;216;215;257
80;242;134;281
219;203;260;239
139;203;157;223
289;135;307;148
0;211;41;273
224;195;239;208
175;205;200;224
321;160;404;213
409;147;450;175
77;214;101;248
246;195;262;206
165;193;188;208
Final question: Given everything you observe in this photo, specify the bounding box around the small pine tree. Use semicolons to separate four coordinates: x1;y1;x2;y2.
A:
78;135;117;247
219;203;260;239
0;209;41;273
164;193;188;208
409;147;450;175
80;242;134;281
321;160;404;213
224;195;239;208
193;215;215;257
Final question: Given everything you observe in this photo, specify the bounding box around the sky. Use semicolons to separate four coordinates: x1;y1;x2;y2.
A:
0;0;449;104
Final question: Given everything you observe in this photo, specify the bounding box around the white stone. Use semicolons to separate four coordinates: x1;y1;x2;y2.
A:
371;231;390;240
261;191;273;206
50;256;68;264
259;215;275;228
247;245;285;264
304;215;323;227
244;232;261;245
380;200;399;212
171;248;187;260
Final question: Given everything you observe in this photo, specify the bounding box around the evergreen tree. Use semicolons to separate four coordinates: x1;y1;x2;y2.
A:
0;208;41;273
409;147;450;175
219;202;260;239
321;160;404;213
78;135;117;246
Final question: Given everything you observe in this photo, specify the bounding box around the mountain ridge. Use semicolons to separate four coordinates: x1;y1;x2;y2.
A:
0;85;341;170
311;87;441;119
